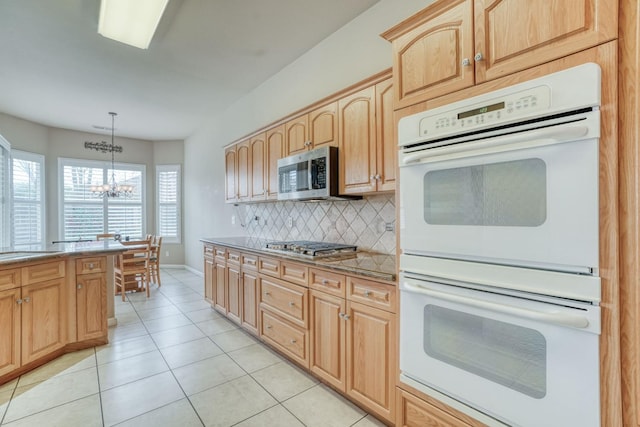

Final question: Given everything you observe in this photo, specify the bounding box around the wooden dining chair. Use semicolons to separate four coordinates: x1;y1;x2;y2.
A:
114;241;151;301
149;236;162;287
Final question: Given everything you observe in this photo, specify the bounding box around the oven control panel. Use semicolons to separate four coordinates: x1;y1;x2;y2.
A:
418;85;551;139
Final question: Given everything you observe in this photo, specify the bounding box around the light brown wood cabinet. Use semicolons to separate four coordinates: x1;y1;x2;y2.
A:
224;146;237;203
249;133;266;201
226;253;242;325
285;115;309;155
338;78;395;194
214;255;227;314
76;272;106;342
241;267;259;335
396;388;475;427
265;125;285;200
203;246;214;304
309;102;339;150
382;0;618;109
236;140;251;202
0;287;21;377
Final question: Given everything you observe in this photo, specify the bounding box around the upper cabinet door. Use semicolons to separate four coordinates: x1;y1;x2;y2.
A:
285;115;309;155
375;78;396;193
338;86;377;195
474;0;618;82
236;140;251;202
384;0;474;110
309;102;338;149
224;146;237;203
265;125;285;201
250;133;266;201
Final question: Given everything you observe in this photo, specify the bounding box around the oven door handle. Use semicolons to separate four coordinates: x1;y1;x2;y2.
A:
402;281;590;329
401;124;590;165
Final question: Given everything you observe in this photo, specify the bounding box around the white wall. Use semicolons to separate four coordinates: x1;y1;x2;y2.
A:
184;0;433;270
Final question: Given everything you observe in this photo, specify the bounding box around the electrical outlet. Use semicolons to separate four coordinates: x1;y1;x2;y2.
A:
231;215;236;225
165;251;169;257
385;222;395;232
287;216;294;228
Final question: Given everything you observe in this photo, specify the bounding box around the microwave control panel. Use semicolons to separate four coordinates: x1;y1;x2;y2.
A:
418;85;551;139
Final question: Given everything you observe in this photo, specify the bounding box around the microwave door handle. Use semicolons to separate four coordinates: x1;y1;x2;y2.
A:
402;281;590;329
402;124;590;165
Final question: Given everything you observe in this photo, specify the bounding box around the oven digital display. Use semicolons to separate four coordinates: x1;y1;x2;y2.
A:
457;102;505;119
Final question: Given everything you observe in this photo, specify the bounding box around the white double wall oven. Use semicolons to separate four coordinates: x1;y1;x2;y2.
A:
397;63;603;427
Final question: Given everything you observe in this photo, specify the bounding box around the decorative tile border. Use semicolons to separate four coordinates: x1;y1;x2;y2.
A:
241;194;396;254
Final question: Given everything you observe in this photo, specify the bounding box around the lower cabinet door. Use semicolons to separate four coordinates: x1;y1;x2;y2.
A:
397;388;475;427
241;270;259;335
76;272;107;341
204;257;214;304
346;301;396;423
227;264;241;324
309;290;346;391
21;279;67;364
0;288;21;376
214;259;227;314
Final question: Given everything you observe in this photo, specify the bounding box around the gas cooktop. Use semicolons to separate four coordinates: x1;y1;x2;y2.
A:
264;240;357;258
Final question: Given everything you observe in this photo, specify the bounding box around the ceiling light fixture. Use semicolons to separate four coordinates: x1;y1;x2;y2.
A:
85;112;134;198
98;0;169;49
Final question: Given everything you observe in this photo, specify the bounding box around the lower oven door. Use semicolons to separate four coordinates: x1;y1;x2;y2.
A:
399;272;601;427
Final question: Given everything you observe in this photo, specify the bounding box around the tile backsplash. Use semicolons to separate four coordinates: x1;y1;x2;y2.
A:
240;194;396;254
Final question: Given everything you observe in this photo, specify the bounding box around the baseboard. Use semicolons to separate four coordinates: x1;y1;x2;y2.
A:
162;264;186;269
108;317;118;327
185;265;204;277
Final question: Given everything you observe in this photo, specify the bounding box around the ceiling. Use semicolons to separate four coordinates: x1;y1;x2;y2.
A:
0;0;380;140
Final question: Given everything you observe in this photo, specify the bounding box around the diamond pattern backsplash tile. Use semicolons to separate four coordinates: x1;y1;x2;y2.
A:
242;194;396;254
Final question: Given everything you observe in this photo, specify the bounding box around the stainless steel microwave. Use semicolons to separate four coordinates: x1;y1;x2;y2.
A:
277;146;348;201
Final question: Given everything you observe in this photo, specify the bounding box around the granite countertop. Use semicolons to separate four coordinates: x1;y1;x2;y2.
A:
0;240;134;266
201;237;397;282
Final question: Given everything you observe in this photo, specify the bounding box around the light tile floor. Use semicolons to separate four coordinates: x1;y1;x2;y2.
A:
0;268;386;427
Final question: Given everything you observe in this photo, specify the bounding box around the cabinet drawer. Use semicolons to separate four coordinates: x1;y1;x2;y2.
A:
227;250;241;265
214;247;226;258
241;253;258;271
22;260;65;285
397;388;474;427
281;261;308;287
0;268;21;292
75;257;106;275
347;276;396;313
260;277;307;328
203;245;214;259
258;256;281;278
261;310;308;368
309;268;346;298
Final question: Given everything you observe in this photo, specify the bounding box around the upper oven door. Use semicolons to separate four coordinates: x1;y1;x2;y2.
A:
398;114;599;274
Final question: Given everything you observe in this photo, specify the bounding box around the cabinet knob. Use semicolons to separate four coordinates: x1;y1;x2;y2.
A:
88;263;94;269
474;52;484;62
461;58;471;67
16;299;22;305
290;339;297;344
321;279;329;285
374;174;381;180
343;314;350;320
288;301;295;307
77;284;83;289
266;324;272;329
23;297;30;303
364;290;371;297
264;291;270;296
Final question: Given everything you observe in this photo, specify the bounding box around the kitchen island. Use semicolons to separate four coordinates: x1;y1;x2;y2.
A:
0;240;131;385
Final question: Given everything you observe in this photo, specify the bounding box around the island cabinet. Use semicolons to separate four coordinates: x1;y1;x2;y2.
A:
338;77;395;195
75;257;107;342
213;247;227;314
240;253;259;335
226;250;242;325
203;245;214;304
381;0;618;109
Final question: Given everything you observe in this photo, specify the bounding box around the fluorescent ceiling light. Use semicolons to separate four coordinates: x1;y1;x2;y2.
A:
98;0;169;49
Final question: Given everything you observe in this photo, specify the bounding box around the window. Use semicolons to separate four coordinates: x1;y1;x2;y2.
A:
156;164;181;243
0;135;10;247
12;150;45;248
59;158;145;241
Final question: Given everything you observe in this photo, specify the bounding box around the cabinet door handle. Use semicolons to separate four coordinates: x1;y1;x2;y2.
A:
343;314;350;320
474;52;483;62
16;299;23;305
461;58;471;66
23;297;30;303
374;174;381;180
77;284;83;289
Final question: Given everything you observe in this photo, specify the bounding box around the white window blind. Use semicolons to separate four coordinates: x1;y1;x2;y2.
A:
12;150;45;248
156;164;181;243
59;158;145;241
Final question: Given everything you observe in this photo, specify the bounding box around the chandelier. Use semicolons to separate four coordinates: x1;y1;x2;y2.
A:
85;112;134;198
